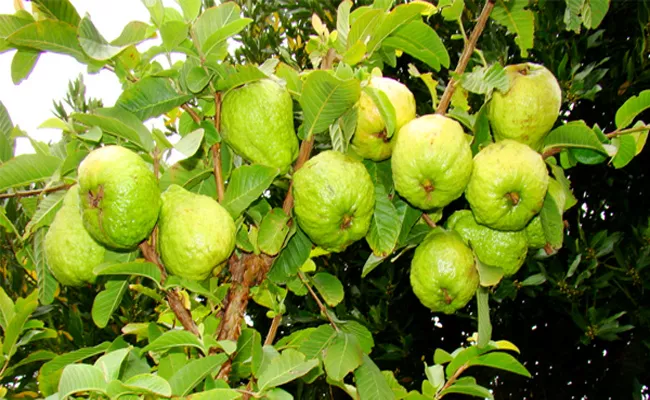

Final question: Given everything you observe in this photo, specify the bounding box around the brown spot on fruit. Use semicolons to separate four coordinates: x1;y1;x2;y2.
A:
505;191;520;205
88;185;104;209
373;129;390;143
442;288;452;304
340;214;352;230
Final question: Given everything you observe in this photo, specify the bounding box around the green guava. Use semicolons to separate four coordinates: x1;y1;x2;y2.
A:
158;185;236;281
465;140;549;231
292;151;375;252
221;79;299;172
78;145;161;250
525;216;546;249
392;114;473;210
409;229;479;314
351;76;416;161
488;63;562;150
44;185;105;286
446;210;528;277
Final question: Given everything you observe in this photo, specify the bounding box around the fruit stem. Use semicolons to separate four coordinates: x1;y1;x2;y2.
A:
282;134;315;214
436;0;496;115
212;92;225;203
0;183;73;200
422;213;437;228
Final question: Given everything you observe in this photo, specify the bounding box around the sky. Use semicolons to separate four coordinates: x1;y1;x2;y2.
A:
0;0;171;156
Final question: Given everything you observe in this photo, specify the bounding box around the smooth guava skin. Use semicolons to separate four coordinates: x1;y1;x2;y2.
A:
78;145;161;250
158;185;236;281
292;151;375;253
465;140;549;231
410;229;479;314
489;63;562;150
447;210;528;277
392;114;473;210
525;216;546;249
221;79;298;172
351;77;416;161
44;185;105;286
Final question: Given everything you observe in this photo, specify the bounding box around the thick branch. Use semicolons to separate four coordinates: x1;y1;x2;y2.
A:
0;183;73;200
436;0;496;115
212;92;225;203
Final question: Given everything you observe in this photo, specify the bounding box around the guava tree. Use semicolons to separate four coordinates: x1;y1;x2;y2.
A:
0;0;649;399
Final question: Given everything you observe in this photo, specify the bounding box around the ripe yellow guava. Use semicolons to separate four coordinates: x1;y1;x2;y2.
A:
410;229;479;314
292;151;375;252
392;114;473;210
78;145;161;250
158;185;236;281
221;79;298;172
44;185;105;286
351;76;416;161
488;63;562;150
465;140;549;231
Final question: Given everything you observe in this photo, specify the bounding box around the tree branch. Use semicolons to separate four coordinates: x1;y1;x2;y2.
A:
212;92;225;203
299;271;340;332
181;104;202;124
264;314;283;346
436;0;496;115
282;135;315;214
0;183;73;200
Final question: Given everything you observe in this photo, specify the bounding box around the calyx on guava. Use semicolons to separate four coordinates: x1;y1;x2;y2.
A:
44;185;105;286
465;140;549;231
351;76;416;161
447;210;528;277
292;150;375;253
488;63;562;150
78;145;161;250
158;184;236;281
392;114;473;210
409;229;479;314
221;79;298;172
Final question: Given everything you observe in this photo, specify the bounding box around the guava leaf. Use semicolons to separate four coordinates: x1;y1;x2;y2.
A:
491;0;535;58
461;63;509;95
324;332;363;381
476;287;492;348
611;134;636;169
91;278;128;328
542;120;607;154
168;354;227;396
354;355;394;400
32;0;80;26
312;273;344;307
615;89;650;129
7;19;87;62
222;165;279;218
0;154;62;191
58;364;108;399
382;20;450;71
11;48;39;84
116;77;193;121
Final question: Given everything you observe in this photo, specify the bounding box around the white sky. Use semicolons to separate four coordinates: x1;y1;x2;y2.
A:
0;0;177;156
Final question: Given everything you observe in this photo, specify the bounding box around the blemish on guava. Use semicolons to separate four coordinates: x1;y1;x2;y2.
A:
442;288;452;304
340;214;353;230
88;185;104;209
505;191;520;205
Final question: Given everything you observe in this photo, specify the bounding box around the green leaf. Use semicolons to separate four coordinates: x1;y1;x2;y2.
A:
94;261;162;286
122;373;173;397
468;352;531;377
336;0;352;47
186;66;211;93
257;349;319;392
476;259;504;287
141;0;164;26
142;330;205;355
348;9;385;49
0;154;62;191
40;342;111;378
3;291;38;357
615;90;650;129
300;71;361;136
173;128;205;161
582;0;610;29
434;348;453;364
461;63;509;95
201;18;252;57
439;382;494;399
340;321;374;354
176;0;201;22
491;0;535;58
382;370;409;399
258;208;291;256
222;165;279;218
116;77;192;121
312;273;345;307
159;164;212;192
72;107;154;151
157;352;187;381
476;287;492;348
354;355;394;400
540;192;563;250
193;3;246;55
382;21;450;71
78;17;151;60
8;350;56;371
366;2;432;55
169;354;228;396
0;287;15;331
11;48;40;84
187;388;242;399
32;0;81;26
298;324;337;360
91;278;129;329
520;273;546;286
7;20;87;62
32;229;58;305
441;0;465;20
160;20;188;51
232;328;263;377
366;184;401;257
542;121;607;155
364;86;397;138
24;191;64;237
94;348;130;381
213;64;268;92
58;364;108;398
611;135;636;169
361;253;387;279
324;332;363;381
424;363;445;392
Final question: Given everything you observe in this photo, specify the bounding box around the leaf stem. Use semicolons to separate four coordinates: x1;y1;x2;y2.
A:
181;104;202;124
298;271;340;332
264;314;283;346
436;364;468;399
0;183;73;200
212;92;225;203
605;124;650;139
437;0;496;115
422;213;437;228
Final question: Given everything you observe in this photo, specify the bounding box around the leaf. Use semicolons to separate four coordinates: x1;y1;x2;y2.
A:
441;0;465;20
6;19;87;62
222;165;279;218
91;278;129;329
116;77;192;121
32;0;81;26
382;20;450;71
540;192;564;250
24;191;64;237
94;261;162;286
142;330;206;355
168;354;228;396
364;86;397;138
476;287;492;348
520;273;547;286
122;373;173;397
476;259;504;287
0;154;62;191
94;348;130;381
3;291;38;357
615;90;650;129
299;324;337;360
348;9;385;49
300;70;361;136
434;349;453;365
468;352;532;377
160;20;188;51
188;388;243;399
354;355;394;400
58;364;108;399
257;349;319;392
542;121;607;154
461;63;509;95
193;3;245;55
491;0;535;57
361;253;387;279
0;287;15;331
213;64;268;92
611;135;637;169
186;66;211;93
340;321;374;354
173;128;205;161
366;2;432;55
582;0;610;29
336;0;352;48
232;328;263;377
40;342;111;378
324;333;363;381
33;229;58;305
8;350;56;371
78;17;151;61
258;208;291;256
72;107;154;151
159;164;212;192
366;184;401;257
201;18;252;57
11;48;40;84
439;382;494;399
177;0;201;21
312;273;345;307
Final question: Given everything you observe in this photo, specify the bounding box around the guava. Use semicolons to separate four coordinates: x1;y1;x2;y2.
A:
525;216;546;249
409;229;479;314
221;79;299;172
392;114;473;210
351;77;416;161
292;151;375;252
78;145;161;250
446;210;528;277
465;140;549;231
488;63;562;150
158;184;236;281
44;185;105;286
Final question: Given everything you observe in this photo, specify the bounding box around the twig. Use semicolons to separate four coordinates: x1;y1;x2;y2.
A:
436;0;496;115
212;92;225;203
264;314;283;346
299;271;339;332
282;135;315;214
181;104;202;124
436;364;468;399
422;213;437;228
0;183;73;200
